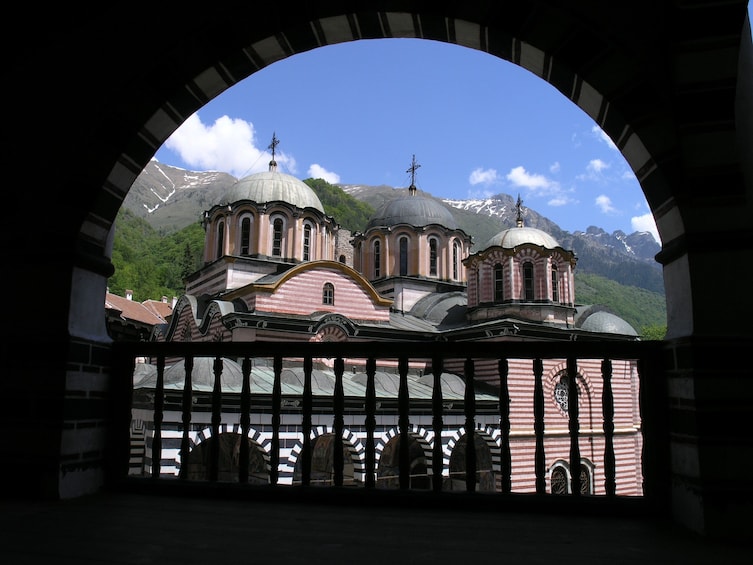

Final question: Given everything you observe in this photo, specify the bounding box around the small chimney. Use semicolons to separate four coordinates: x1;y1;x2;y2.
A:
172;297;178;309
161;296;168;303
125;289;133;301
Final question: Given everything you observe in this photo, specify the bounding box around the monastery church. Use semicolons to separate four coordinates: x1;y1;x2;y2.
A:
134;139;643;494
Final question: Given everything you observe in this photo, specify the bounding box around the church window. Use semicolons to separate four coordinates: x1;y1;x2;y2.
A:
272;218;284;257
429;238;438;276
551;264;559;302
494;263;504;302
579;464;592;495
452;241;459;280
523;262;534;300
216;220;225;259
553;372;584;415
373;240;381;278
303;224;312;261
475;269;480;304
550;462;592;495
240;216;252;255
551;466;568;495
399;237;408;276
554;375;570;412
322;283;334;305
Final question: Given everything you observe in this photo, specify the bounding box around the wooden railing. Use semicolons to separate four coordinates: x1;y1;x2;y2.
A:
108;339;669;516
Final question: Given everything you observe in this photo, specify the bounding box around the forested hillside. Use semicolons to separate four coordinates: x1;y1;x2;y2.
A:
108;208;205;302
306;178;374;231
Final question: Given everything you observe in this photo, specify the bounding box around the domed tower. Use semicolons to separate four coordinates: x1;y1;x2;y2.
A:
352;155;473;312
463;195;577;326
187;134;338;297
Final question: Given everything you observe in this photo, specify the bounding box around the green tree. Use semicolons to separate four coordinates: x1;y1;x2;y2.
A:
639;324;667;341
305;177;374;232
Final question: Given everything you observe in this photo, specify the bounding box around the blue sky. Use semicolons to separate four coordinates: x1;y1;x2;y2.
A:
156;38;692;244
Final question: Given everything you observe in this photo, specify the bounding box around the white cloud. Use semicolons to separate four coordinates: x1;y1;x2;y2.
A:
577;158;612;183
506;166;557;193
592;125;618;150
631;212;661;243
308;164;341;184
164;113;297;178
549;161;561;174
469;167;499;185
547;196;570;207
505;166;576;207
588;159;609;173
595;194;617;214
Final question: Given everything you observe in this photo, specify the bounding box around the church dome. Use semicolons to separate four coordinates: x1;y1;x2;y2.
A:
578;309;638;337
366;192;457;230
480;195;560;250
223;164;324;213
482;225;560;250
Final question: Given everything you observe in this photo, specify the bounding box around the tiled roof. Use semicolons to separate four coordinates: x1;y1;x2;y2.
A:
142;298;174;321
133;357;498;402
105;292;168;326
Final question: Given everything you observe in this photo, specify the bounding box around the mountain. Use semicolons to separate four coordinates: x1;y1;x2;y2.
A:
123;159;236;234
123;159;664;296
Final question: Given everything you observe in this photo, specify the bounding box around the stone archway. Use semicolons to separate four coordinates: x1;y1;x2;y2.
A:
377;432;433;490
292;432;358;487
10;3;751;539
183;432;268;484
446;431;497;492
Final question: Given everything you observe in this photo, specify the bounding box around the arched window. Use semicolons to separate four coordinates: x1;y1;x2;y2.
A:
452;241;459;280
429;238;438;276
550;462;592;495
338;254;346;264
373;240;381;278
240;216;252;255
272;218;284;257
553;372;584;415
551;466;568;495
579;463;593;495
216;220;225;259
551;263;559;302
523;261;534;300
322;282;334;305
494;263;504;302
303;223;312;261
475;268;480;304
554;374;570;412
399;237;408;276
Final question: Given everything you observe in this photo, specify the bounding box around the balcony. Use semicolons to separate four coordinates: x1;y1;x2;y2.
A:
109;339;667;503
3;338;749;563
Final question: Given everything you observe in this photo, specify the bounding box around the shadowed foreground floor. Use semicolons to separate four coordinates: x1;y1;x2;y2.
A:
1;490;750;565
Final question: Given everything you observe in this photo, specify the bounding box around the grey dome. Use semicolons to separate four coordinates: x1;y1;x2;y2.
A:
579;310;638;336
482;226;560;250
409;291;468;327
223;170;324;213
366;193;457;230
135;357;245;391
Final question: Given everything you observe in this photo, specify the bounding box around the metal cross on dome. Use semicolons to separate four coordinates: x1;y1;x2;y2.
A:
268;132;280;160
516;194;524;227
407;154;421;194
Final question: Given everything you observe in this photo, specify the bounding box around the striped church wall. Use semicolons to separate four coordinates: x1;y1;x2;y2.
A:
441;356;638;433
134;406;642;495
256;268;390;321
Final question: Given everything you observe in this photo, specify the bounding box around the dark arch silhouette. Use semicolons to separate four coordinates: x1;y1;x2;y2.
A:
7;3;751;541
184;432;268;484
292;433;358;487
